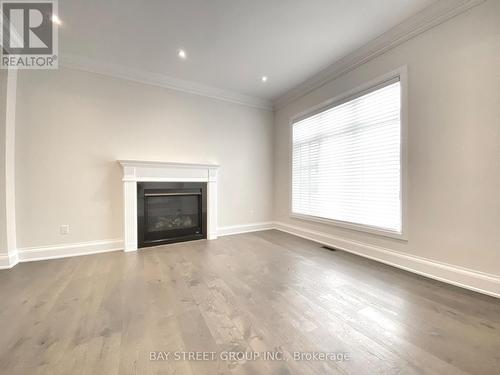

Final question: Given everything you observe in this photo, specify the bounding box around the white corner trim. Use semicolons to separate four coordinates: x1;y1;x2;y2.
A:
60;54;273;111
273;221;500;299
217;222;274;237
0;252;19;269
4;68;18;263
274;0;486;109
17;239;124;263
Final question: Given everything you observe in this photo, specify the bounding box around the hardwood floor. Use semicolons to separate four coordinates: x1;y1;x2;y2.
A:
0;230;499;374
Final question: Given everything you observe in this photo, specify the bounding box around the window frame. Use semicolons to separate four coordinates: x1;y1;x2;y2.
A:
288;67;408;240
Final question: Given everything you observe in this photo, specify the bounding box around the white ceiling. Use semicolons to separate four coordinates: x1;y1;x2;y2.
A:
59;0;438;101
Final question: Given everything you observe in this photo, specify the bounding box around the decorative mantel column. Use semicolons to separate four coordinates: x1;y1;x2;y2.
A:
118;160;219;252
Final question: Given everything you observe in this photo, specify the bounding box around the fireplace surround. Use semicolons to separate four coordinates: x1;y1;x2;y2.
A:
119;160;219;251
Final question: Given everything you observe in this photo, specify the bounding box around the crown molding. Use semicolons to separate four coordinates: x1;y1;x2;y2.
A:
273;0;486;110
60;54;273;111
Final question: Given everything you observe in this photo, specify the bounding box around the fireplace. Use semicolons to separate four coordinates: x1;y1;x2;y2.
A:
119;160;218;251
137;182;207;248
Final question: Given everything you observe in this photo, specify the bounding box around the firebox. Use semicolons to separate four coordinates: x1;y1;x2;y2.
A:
137;182;207;248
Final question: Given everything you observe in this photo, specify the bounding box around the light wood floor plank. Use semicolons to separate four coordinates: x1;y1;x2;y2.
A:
0;230;499;374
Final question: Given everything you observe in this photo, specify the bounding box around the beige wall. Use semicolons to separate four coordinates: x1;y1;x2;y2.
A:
15;68;274;248
274;0;500;275
8;0;500;280
0;71;7;255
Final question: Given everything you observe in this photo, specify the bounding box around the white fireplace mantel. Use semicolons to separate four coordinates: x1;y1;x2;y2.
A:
118;160;219;251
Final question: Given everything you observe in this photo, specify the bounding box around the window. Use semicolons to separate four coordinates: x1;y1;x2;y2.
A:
291;75;404;236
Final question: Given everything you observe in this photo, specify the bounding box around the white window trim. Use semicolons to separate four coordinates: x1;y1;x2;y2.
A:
288;66;408;241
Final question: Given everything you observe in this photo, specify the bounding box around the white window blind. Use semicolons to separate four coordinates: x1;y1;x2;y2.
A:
292;79;402;234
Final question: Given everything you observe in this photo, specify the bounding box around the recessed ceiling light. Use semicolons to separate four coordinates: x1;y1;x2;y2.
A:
51;14;62;25
261;76;268;83
178;49;187;59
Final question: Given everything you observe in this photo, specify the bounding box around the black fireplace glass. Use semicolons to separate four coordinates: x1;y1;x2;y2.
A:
146;195;200;233
137;182;207;248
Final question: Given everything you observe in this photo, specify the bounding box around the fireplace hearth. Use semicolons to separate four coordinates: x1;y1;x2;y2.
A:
137;182;207;248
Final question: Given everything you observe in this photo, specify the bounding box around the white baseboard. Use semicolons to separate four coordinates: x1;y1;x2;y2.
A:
8;221;274;264
17;239;124;263
217;222;274;237
5;222;274;266
0;251;19;269
274;221;500;299
4;222;499;299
